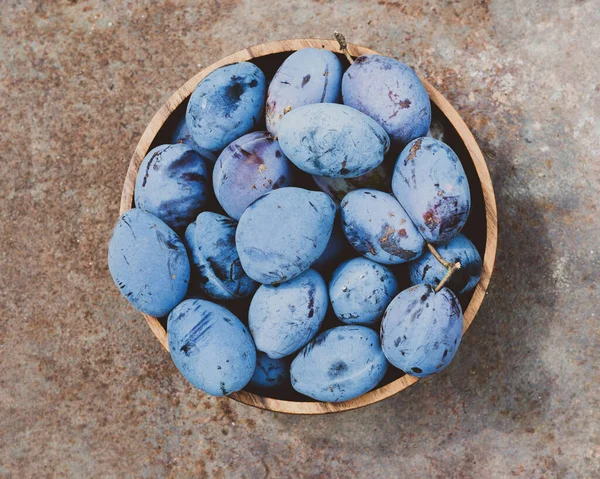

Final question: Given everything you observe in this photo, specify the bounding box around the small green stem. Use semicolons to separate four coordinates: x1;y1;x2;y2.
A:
334;31;354;64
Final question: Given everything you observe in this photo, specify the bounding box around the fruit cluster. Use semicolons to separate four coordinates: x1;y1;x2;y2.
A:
109;41;482;403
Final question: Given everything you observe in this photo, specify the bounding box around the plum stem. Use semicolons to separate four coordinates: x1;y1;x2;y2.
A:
334;31;354;64
435;261;462;293
426;242;451;268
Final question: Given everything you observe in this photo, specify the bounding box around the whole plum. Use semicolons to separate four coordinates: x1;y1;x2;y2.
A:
184;212;257;300
266;48;343;135
392;137;470;243
248;353;290;390
248;269;328;359
134;143;209;231
168;299;256;396
409;234;482;295
235;187;336;284
380;284;463;377
342;55;431;145
329;257;399;326
278;103;390;178
213;131;293;220
186;62;266;153
341;189;425;264
290;325;388;402
108;208;190;317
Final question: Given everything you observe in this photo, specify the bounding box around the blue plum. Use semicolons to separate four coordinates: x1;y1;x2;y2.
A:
392;137;471;243
184;212;257;300
168;299;256;396
236;187;336;284
248;353;290;390
408;234;482;295
108;208;190;317
249;269;328;359
278;104;390;178
340;189;425;264
329;258;399;326
266;48;343;135
312;159;393;204
290;326;388;402
186;62;266;153
342;54;431;145
134;143;209;231
380;284;463;377
170;115;217;163
213;131;294;220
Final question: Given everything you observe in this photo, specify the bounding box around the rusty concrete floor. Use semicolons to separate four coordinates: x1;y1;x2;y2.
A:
1;1;599;477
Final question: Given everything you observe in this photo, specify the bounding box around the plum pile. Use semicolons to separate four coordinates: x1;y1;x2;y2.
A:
108;36;483;403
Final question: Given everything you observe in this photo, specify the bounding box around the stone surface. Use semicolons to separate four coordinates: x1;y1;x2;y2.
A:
1;1;598;477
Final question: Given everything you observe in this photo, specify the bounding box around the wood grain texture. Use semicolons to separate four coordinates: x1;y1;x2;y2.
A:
119;38;498;415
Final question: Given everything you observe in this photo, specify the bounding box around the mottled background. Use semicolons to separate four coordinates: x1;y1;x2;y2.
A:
1;0;599;477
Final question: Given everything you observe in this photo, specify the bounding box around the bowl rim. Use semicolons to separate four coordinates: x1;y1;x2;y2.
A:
119;38;498;415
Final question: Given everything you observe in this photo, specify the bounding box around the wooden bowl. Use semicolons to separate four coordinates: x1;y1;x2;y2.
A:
119;39;498;415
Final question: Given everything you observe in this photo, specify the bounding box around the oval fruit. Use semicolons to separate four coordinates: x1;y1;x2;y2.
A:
134;143;209;231
248;269;328;359
329;258;399;326
278;103;390;178
168;299;256;396
213;131;294;220
266;48;343;135
291;326;388;402
108;209;190;317
380;284;463;377
342;54;431;145
248;353;290;390
186;62;266;153
184;212;257;300
392;137;471;243
409;234;482;295
236;187;336;284
341;189;425;264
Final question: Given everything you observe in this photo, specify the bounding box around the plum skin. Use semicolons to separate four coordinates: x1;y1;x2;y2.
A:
213;131;293;220
380;284;463;377
108;208;190;317
329;257;399;326
266;48;343;135
184;212;257;300
134;143;209;231
342;54;431;145
340;188;425;265
248;353;290;390
235;187;336;284
290;325;388;402
392;137;471;243
186;62;266;153
167;299;256;396
278;103;390;178
248;269;328;359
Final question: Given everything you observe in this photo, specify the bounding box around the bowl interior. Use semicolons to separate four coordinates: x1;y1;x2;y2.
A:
121;40;496;414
